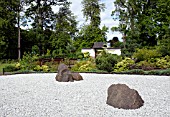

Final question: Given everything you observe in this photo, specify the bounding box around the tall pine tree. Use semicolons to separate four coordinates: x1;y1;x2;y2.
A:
50;1;78;57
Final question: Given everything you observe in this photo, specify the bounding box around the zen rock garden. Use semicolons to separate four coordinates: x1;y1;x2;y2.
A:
55;63;144;110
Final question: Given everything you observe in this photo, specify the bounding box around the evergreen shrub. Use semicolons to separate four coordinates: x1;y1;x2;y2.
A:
96;51;121;72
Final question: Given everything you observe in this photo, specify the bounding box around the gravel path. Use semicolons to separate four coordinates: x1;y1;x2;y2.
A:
0;73;170;117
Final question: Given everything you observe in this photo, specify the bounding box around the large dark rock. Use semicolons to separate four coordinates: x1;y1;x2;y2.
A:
72;72;83;81
55;63;73;82
106;84;144;109
55;63;83;82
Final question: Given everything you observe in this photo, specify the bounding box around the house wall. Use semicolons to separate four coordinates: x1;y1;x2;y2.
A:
107;48;121;56
81;48;95;58
82;48;121;57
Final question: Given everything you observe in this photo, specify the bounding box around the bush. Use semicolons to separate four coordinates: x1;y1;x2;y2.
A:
83;52;90;59
114;57;135;72
155;56;170;69
136;60;156;70
42;65;49;72
136;56;170;70
96;51;121;72
76;52;84;59
120;69;145;75
44;61;58;72
34;65;49;72
145;69;170;75
157;38;170;56
4;65;18;72
133;48;162;62
71;58;96;72
19;52;39;70
34;65;42;71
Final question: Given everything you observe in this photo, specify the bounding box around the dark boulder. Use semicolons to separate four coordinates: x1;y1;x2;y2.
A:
72;72;83;81
106;84;144;109
55;63;73;82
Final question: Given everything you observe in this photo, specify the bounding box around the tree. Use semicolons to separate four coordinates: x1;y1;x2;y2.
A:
16;0;26;60
25;0;68;55
74;25;108;49
50;2;78;57
82;0;105;27
112;0;170;56
25;0;66;30
0;0;18;59
77;0;107;49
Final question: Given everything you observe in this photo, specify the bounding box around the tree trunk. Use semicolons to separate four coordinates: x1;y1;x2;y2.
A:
18;8;21;60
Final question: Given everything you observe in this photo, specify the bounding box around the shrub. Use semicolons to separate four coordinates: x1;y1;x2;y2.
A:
15;62;21;70
96;51;121;72
34;65;42;71
4;65;18;72
71;58;96;72
157;38;170;56
120;69;145;75
42;65;49;72
155;56;170;69
145;69;170;75
44;61;58;72
136;56;170;70
133;48;162;62
136;60;156;70
76;52;84;59
19;52;39;70
114;57;135;72
83;52;90;59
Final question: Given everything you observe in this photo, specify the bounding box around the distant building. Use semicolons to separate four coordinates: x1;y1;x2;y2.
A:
81;42;121;58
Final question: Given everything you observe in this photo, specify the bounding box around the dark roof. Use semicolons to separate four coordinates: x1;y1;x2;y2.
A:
92;42;106;48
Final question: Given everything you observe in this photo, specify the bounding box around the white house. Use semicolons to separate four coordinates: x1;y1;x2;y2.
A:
81;42;121;58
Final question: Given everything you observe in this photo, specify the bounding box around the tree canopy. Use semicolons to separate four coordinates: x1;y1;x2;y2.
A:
0;0;169;59
112;0;170;56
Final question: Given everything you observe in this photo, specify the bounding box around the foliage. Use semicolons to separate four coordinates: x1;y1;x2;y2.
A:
157;38;170;56
25;0;65;30
76;52;84;59
19;52;39;70
50;2;78;56
145;69;170;76
33;65;49;72
119;69;145;75
4;64;18;72
114;57;135;72
74;25;108;49
112;0;170;57
0;0;18;59
74;0;108;49
71;58;96;72
136;60;156;70
96;51;121;72
83;52;90;59
44;61;59;72
155;56;170;69
136;56;170;70
81;0;105;27
133;48;162;62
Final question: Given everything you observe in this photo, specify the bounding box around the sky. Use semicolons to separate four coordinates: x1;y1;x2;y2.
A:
52;0;123;41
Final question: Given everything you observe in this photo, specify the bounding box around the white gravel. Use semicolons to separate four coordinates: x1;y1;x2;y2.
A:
0;73;170;117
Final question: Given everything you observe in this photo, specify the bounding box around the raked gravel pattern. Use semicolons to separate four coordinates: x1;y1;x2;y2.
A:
0;73;170;117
